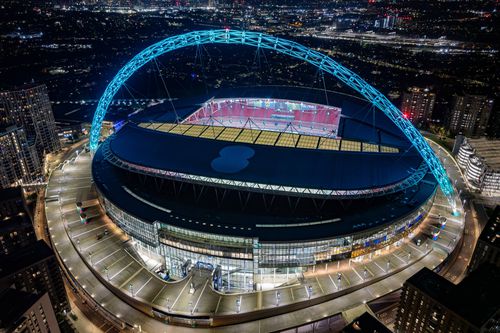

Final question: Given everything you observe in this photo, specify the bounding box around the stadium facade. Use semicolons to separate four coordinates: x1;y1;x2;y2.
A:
92;86;438;291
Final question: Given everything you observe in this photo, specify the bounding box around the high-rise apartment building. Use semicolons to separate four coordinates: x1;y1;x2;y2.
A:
0;289;60;333
448;94;494;137
395;264;500;333
400;87;436;126
468;206;500;273
0;187;37;257
0;84;61;158
0;125;41;188
0;240;69;315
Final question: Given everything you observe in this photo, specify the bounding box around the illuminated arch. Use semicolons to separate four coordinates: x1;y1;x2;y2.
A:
90;29;455;204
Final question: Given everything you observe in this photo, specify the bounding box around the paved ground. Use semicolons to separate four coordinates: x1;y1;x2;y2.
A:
45;146;465;332
426;139;480;283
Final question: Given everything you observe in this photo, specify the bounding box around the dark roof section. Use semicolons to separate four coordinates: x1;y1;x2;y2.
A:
406;267;455;301
109;123;423;191
408;264;500;328
0;186;23;202
93;145;437;241
478;205;499;247
341;312;392;333
452;264;500;327
0;215;33;233
0;288;43;329
0;240;54;279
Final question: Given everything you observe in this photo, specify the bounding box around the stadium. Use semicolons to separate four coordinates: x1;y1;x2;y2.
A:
92;85;438;291
85;30;456;296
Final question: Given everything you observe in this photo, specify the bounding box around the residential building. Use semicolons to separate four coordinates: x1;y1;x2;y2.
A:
0;240;69;315
448;94;494;137
0;187;36;257
395;264;500;333
400;87;436;126
468;206;500;273
0;126;41;188
0;289;60;333
0;84;61;158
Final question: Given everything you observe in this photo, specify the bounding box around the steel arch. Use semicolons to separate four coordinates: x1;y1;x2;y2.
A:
90;29;455;204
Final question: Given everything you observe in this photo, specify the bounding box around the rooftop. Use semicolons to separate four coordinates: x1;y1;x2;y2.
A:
466;138;500;170
407;264;500;328
0;186;23;202
478;206;500;247
0;288;43;330
109;123;422;192
341;311;392;333
93;144;436;241
0;240;54;280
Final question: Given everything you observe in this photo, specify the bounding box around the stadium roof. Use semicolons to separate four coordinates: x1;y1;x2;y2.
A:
93;145;437;241
108;123;423;192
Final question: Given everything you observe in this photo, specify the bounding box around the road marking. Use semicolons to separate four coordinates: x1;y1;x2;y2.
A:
406;242;425;255
86;237;128;260
83;234;118;251
119;267;144;288
94;248;122;265
101;254;128;270
343;273;351;287
61;176;92;181
315;276;324;294
109;261;134;281
193;279;209;313
328;274;337;290
72;224;106;238
171;276;192;309
290;288;294;301
373;260;386;273
438;227;459;237
434;203;451;209
66;219;83;226
134;276;153;297
152;285;166;304
351;267;364;281
214;296;222;313
62;185;92;191
392;252;406;265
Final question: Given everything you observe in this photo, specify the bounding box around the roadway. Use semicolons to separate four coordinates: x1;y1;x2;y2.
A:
45;147;465;332
426;139;481;283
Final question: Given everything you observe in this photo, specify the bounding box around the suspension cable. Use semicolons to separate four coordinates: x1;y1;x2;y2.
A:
153;58;180;123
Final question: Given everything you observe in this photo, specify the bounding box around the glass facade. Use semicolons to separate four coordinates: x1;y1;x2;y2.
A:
98;189;435;291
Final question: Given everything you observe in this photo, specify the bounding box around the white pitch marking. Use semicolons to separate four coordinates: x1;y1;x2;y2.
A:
109;261;134;280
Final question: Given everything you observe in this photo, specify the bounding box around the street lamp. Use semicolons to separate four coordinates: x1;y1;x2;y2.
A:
236;297;241;313
129;283;134;297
